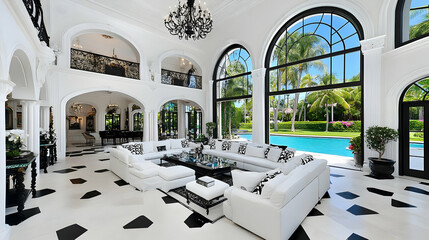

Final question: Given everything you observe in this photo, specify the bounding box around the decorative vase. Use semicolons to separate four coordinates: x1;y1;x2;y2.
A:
368;157;395;179
353;153;363;167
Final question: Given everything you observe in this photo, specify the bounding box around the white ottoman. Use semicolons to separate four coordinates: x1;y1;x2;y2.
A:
158;166;195;192
186;176;230;214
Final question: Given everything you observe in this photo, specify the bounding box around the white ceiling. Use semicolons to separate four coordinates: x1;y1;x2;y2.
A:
76;0;264;34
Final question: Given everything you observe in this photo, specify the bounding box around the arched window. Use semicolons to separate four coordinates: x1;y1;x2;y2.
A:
400;77;429;179
213;45;253;139
396;0;429;47
265;7;364;155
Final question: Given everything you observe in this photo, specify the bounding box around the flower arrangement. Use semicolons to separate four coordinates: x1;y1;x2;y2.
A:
6;129;25;158
40;129;50;143
349;135;362;154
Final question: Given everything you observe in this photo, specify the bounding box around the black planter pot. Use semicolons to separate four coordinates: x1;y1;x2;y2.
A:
353;153;363;167
368;157;395;179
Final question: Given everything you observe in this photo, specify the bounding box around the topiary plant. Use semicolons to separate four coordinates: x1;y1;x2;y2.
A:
206;122;216;138
365;126;399;161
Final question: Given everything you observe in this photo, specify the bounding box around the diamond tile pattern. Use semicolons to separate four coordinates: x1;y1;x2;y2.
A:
336;191;359;200
94;169;109;173
348;233;369;240
114;179;129;186
162;195;179;204
33;189;56;198
56;224;87;240
347;205;378;216
81;190;101;199
404;186;429;195
367;187;394;196
391;199;416;208
184;212;211;228
123;215;153;229
70;178;87;184
54;169;77;174
289;225;310;240
6;207;41;226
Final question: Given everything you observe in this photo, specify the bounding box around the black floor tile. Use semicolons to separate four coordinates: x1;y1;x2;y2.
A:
69;154;83;157
56;224;87;240
5;207;41;225
81;190;101;199
123;215;153;229
405;186;429;195
33;188;56;198
54;169;77;174
391;199;417;208
420;182;429;186
162;195;179;204
184;212;211;228
70;178;87;184
347;205;378;216
99;158;110;161
307;208;323;216
336;191;359;200
367;187;394;197
289;225;310;240
322;192;330;199
71;165;86;169
348;233;369;240
82;148;95;151
330;174;345;178
94;169;109;173
114;179;129;186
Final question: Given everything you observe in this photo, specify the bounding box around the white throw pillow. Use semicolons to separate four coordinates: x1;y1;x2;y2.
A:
142;141;154;153
215;141;223;150
231;170;265;192
261;174;288;199
170;139;183;149
245;145;266;158
267;148;283;162
228;142;240;153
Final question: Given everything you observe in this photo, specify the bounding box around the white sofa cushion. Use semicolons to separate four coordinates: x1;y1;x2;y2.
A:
215;140;223;150
267;147;283;162
117;146;132;165
261;174;288;199
228;142;240;153
129;167;159;179
231;170;265;192
245;145;266;158
143;141;154;153
158;166;195;181
132;161;160;171
170;138;183;149
186;177;230;200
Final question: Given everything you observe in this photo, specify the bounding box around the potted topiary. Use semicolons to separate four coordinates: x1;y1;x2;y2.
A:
365;126;399;179
349;135;363;167
206;122;216;140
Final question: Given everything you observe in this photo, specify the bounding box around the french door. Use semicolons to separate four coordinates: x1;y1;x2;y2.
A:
401;102;429;179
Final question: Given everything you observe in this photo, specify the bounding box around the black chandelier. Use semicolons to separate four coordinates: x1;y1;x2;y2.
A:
164;0;213;40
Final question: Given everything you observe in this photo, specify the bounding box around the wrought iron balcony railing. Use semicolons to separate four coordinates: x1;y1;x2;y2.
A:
161;69;202;89
23;0;50;46
70;49;140;79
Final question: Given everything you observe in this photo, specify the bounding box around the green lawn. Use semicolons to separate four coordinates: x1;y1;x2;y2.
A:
239;128;360;138
410;132;423;142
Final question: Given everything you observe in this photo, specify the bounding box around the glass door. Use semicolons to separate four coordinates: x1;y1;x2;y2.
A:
402;103;429;179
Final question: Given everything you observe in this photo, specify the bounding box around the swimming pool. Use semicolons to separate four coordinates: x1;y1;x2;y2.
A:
239;134;354;157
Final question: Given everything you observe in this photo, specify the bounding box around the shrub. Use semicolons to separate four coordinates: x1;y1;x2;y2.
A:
409;120;424;132
269;121;361;132
413;132;424;138
239;122;252;129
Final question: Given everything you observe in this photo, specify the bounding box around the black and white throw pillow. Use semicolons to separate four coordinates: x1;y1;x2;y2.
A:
181;139;189;148
253;170;283;195
208;139;216;149
157;145;167;152
264;147;270;158
238;143;247;154
221;141;231;151
278;149;294;163
301;154;314;165
122;144;143;155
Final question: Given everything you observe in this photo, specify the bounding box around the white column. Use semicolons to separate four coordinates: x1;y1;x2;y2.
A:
20;101;29;148
32;102;41;176
251;68;266;145
361;35;386;161
0;80;14;239
177;101;186;138
40;106;50;130
152;110;158;141
143;109;150;141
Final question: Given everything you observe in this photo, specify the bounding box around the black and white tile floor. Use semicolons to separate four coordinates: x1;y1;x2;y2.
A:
6;149;429;240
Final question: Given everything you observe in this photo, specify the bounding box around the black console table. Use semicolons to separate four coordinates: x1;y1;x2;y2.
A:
40;141;57;173
6;153;37;221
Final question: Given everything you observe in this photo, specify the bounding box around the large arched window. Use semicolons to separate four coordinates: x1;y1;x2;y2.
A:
396;0;429;47
213;45;253;139
264;7;364;157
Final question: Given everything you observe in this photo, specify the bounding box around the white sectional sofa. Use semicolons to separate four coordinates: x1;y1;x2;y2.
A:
223;157;330;240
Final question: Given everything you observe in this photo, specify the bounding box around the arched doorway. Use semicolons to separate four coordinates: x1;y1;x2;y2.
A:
400;77;429;179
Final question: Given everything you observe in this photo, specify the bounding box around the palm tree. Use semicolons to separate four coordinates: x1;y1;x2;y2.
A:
307;74;350;131
409;7;429;39
298;74;318;121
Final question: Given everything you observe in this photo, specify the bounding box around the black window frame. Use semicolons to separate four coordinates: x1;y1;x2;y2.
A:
264;7;365;145
396;0;429;48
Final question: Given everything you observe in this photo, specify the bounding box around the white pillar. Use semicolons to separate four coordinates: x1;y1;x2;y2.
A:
40;106;50;130
32;102;41;176
152;110;158;141
177;101;186;138
361;35;386;161
251;68;266;145
20;101;29;148
0;80;14;239
143;109;150;141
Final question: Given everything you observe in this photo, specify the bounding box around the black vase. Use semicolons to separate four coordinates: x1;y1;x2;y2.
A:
368;157;395;179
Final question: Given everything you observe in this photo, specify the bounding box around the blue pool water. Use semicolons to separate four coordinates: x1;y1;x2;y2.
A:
410;143;423;148
240;134;354;157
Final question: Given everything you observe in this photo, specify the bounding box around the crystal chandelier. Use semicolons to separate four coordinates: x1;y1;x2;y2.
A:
164;0;213;40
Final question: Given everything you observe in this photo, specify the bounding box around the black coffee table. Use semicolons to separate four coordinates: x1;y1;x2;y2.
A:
160;154;235;177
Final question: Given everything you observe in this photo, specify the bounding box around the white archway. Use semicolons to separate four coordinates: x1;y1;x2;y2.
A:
61;23;148;81
7;48;37;100
211;41;256;78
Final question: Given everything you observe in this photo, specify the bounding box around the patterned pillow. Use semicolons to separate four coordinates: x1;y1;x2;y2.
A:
181;139;189;148
278;149;294;163
238;143;247;154
208;139;216;149
253;170;283;195
264;147;270;158
221;141;231;151
301;154;314;165
157;145;167;152
122;143;143;155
